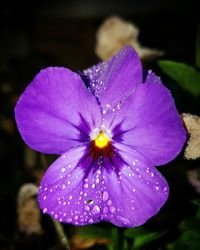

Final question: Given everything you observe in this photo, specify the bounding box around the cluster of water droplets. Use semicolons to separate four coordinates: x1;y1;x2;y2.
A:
83;62;108;99
38;131;168;227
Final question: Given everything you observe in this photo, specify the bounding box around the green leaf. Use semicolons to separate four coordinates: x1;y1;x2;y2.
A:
133;231;166;249
77;225;111;240
191;199;200;219
109;227;120;250
124;227;167;249
158;60;200;97
181;220;200;250
196;24;200;68
122;239;129;250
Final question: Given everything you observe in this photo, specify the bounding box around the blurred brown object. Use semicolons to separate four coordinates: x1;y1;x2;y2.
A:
1;116;15;134
188;169;200;193
95;16;163;61
70;233;110;250
182;113;200;160
17;183;43;235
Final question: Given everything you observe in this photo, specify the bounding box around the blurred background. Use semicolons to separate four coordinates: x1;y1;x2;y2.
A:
0;0;200;250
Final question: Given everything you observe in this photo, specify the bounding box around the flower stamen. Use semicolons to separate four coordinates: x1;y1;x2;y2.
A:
94;131;110;148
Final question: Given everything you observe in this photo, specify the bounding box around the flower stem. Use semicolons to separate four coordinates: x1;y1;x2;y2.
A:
52;218;70;250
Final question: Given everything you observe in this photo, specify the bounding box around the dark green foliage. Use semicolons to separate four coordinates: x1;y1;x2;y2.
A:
159;61;200;97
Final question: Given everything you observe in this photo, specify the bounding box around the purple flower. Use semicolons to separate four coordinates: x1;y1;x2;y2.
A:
15;46;186;227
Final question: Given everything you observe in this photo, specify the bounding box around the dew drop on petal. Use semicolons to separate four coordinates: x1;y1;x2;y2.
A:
150;172;154;177
109;207;116;213
92;205;100;214
117;215;130;225
108;200;112;206
103;207;109;214
163;186;168;192
84;205;90;211
87;199;94;205
61;167;66;173
84;183;89;188
102;191;109;201
89;218;94;223
43;208;47;213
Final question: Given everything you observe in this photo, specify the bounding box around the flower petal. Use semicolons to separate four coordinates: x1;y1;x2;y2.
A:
103;71;186;166
15;67;101;154
38;145;107;225
82;46;142;109
38;143;168;227
102;143;169;227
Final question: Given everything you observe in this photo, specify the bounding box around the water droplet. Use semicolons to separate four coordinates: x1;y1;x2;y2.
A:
150;172;154;177
103;207;109;214
163;186;168;192
117;215;130;225
69;195;72;200
88;218;94;223
62;184;66;189
92;205;100;214
155;186;159;190
108;200;112;206
110;207;116;213
85;205;90;211
61;167;66;173
84;183;89;188
67;181;71;185
91;183;95;189
97;170;101;175
43;208;47;213
103;191;109;201
87;199;94;205
74;215;79;220
43;195;46;200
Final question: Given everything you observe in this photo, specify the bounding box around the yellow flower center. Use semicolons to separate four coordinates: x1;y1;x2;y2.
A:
94;131;110;148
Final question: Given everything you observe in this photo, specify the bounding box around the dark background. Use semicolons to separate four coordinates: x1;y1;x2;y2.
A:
0;0;200;249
